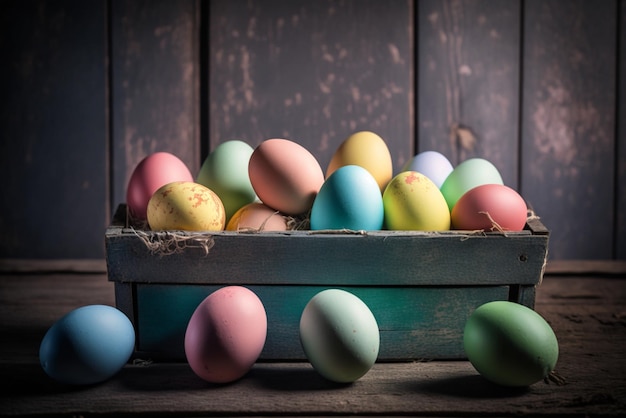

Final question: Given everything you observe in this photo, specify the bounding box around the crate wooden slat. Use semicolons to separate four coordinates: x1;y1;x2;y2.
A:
105;204;549;361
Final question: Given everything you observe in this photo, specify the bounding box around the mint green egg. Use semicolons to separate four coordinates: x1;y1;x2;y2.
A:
300;289;380;383
463;301;559;387
197;140;257;222
440;158;503;211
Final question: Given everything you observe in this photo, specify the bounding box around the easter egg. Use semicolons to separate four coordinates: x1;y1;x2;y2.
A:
383;171;450;231
39;305;135;385
451;184;528;231
226;202;289;232
464;301;559;387
196;140;257;223
402;150;453;188
327;131;393;191
248;139;325;215
147;181;225;231
300;289;380;383
126;152;193;221
310;165;384;231
440;158;503;211
185;286;267;383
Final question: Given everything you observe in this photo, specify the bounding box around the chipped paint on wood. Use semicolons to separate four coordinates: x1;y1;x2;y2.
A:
418;0;520;186
521;0;616;259
2;0;626;261
209;0;413;171
112;0;200;212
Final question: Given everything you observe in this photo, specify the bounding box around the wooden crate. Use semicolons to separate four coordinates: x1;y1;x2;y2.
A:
105;204;549;361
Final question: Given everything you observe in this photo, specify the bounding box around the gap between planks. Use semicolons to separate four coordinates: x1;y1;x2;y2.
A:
1;258;626;277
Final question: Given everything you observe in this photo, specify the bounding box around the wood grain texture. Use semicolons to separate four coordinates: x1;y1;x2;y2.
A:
0;272;624;416
110;0;200;212
1;1;625;263
521;0;617;260
417;0;521;187
134;284;510;360
0;0;108;259
105;219;548;287
106;203;547;361
106;205;547;288
209;0;413;172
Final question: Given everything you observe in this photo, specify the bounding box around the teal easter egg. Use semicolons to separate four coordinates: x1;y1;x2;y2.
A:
310;165;384;231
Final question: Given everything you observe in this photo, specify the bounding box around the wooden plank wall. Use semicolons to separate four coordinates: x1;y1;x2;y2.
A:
0;0;623;262
0;0;108;259
522;0;617;260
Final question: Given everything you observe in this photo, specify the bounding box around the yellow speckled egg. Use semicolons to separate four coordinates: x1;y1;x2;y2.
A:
147;181;225;231
326;131;393;191
383;171;450;231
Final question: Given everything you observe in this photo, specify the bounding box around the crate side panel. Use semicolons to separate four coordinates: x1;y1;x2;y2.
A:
517;285;537;309
107;232;548;286
135;284;510;361
114;282;134;323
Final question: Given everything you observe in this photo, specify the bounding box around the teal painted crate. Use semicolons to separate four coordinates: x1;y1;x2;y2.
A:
105;204;549;361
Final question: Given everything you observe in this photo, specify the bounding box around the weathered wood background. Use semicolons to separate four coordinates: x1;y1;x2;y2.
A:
0;0;624;261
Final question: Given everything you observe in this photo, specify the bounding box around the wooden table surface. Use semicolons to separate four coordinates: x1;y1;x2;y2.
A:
0;262;625;417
